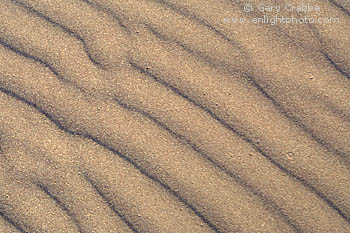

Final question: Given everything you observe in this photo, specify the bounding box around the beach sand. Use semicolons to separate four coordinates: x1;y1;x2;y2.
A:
0;0;349;232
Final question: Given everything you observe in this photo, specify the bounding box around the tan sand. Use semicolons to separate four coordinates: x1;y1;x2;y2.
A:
0;0;349;232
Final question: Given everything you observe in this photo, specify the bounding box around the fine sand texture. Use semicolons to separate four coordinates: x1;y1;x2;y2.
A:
0;0;349;232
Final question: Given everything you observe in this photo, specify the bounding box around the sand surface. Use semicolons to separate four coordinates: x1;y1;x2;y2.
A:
0;0;349;232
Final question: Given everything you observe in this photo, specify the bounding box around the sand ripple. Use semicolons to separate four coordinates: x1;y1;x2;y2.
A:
0;0;349;232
